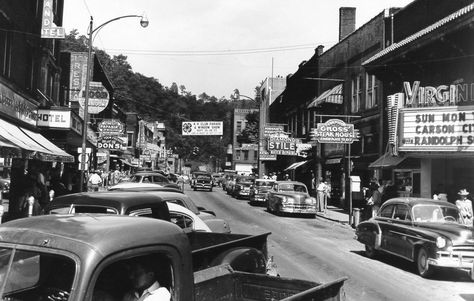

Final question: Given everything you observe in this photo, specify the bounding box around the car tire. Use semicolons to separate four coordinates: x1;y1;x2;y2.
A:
209;187;213;192
416;247;434;278
267;202;272;213
365;244;378;258
193;187;197;191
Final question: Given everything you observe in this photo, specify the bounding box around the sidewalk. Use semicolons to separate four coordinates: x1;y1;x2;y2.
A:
316;205;351;225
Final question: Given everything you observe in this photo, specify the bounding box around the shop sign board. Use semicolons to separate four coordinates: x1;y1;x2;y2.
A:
182;121;223;136
402;81;474;107
98;136;124;150
98;119;124;136
267;137;302;156
69;52;89;103
37;109;70;128
0;83;37;126
263;123;286;138
79;82;110;114
310;119;359;144
241;143;258;150
399;106;474;152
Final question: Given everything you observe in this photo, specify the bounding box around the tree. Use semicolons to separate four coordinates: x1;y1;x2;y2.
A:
236;111;259;144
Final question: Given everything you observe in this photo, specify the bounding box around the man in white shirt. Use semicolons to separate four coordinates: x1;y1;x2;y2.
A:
122;258;170;301
88;170;102;192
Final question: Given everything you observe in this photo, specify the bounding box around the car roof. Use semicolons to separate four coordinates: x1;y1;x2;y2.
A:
383;197;458;208
255;179;275;182
276;181;306;185
0;215;188;259
49;191;167;211
109;185;183;194
133;172;168;177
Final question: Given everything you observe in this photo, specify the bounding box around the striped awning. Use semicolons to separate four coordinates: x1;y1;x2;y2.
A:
284;160;309;171
307;84;343;108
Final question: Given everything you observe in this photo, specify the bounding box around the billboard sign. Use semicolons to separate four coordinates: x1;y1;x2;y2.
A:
311;119;359;144
182;121;223;135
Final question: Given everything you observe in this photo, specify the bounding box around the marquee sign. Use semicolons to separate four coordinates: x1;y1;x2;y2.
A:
311;119;359;144
399;106;474;152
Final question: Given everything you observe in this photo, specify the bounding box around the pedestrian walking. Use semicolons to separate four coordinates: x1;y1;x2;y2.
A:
88;170;102;192
367;179;383;218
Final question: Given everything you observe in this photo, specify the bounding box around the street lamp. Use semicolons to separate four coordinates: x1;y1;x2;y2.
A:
79;14;148;191
232;90;262;178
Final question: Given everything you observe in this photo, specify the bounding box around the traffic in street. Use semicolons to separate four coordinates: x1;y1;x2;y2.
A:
186;185;474;301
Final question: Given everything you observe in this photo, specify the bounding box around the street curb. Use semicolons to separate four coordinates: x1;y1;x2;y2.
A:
316;212;350;225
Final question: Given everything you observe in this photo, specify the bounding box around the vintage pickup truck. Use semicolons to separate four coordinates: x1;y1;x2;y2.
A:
0;215;347;300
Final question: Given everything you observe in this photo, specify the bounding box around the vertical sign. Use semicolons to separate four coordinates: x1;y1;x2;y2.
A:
41;0;65;39
69;53;89;104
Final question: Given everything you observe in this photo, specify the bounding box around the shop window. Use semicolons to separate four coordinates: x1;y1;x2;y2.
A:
363;134;378;154
236;121;242;134
127;132;134;147
0;30;11;77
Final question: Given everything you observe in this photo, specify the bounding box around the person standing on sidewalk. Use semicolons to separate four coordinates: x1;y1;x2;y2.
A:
88;170;102;192
316;178;329;213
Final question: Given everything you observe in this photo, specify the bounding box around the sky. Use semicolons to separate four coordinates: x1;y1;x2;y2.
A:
62;0;414;100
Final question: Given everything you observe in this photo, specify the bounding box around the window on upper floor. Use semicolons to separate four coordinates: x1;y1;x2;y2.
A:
0;30;11;77
243;150;249;161
236;121;242;134
351;75;362;113
127;132;134;147
365;74;378;109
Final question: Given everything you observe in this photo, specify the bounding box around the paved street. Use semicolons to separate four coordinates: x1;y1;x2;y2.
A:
186;186;474;301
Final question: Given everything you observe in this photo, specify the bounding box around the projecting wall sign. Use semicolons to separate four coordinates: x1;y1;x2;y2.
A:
182;121;223;136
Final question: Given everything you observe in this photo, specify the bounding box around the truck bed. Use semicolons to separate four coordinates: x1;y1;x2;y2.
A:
187;232;270;271
194;265;347;301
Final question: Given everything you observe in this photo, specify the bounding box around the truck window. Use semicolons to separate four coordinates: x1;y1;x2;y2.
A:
0;248;75;300
92;253;174;301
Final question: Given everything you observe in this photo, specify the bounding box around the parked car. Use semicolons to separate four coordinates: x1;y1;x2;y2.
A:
109;184;231;233
0;178;10;199
355;197;474;279
190;172;213;191
211;173;222;187
123;171;181;189
227;175;254;196
233;178;255;199
249;179;276;205
266;181;316;217
46;191;212;232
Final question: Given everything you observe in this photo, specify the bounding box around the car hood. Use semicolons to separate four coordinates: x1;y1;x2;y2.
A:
273;192;310;198
416;222;474;242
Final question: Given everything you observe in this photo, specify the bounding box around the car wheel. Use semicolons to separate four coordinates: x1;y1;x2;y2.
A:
193;187;197;191
365;244;378;258
209;187;213;192
266;201;272;213
416;247;434;278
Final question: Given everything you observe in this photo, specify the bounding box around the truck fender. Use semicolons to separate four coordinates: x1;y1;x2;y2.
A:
210;247;267;274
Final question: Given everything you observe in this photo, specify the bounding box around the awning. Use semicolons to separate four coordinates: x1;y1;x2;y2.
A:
284;160;308;171
307;84;343;108
0;118;74;162
363;3;474;65
369;153;406;169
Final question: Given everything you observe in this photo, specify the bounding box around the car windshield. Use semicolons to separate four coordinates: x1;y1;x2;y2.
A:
412;204;461;223
278;184;307;193
0;248;75;300
256;181;274;187
128;175;141;183
197;175;211;180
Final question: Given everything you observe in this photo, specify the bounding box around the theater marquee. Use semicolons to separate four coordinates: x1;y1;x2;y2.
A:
399;106;474;152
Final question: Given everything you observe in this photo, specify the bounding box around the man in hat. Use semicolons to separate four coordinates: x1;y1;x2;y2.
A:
456;189;473;226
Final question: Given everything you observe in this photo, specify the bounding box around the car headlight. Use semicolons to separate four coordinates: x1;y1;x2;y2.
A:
305;197;316;204
436;236;446;248
282;197;295;204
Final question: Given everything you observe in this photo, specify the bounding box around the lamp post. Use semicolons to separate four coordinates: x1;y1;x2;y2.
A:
79;15;149;192
232;90;261;178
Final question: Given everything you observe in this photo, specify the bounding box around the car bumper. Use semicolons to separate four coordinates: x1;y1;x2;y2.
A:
195;184;212;189
431;250;474;279
281;204;316;214
250;194;266;202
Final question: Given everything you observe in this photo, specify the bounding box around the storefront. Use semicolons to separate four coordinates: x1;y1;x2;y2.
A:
0;81;74;219
363;2;474;202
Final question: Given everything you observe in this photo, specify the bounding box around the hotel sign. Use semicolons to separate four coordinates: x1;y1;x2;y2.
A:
41;0;65;38
399;106;474;152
